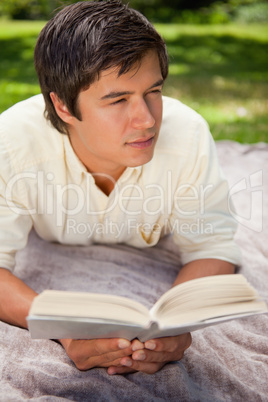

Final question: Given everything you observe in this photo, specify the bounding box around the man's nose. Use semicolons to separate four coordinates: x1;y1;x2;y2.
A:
130;99;155;130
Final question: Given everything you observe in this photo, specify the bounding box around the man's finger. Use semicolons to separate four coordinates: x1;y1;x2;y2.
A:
117;356;166;374
144;333;192;353
92;338;131;355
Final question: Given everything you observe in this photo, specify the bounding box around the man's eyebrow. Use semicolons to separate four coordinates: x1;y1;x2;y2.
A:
149;78;164;89
100;78;164;101
100;90;133;101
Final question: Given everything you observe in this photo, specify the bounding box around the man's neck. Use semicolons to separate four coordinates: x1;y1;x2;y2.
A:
68;134;126;196
91;168;125;196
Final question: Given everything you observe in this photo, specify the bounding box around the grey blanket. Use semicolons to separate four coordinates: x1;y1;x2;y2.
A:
0;141;267;401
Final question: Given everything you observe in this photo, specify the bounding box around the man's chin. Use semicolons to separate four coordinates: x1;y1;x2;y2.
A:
128;151;155;168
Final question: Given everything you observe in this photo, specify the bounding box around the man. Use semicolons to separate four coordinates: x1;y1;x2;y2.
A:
0;0;241;375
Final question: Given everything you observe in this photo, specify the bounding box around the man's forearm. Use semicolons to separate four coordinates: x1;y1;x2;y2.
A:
0;267;37;328
173;258;235;287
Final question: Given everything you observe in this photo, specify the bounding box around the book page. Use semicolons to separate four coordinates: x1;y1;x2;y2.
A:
156;300;267;327
150;274;262;323
29;290;151;327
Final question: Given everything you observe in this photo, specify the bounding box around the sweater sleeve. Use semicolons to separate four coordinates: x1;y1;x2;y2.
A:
170;115;242;266
0;113;33;271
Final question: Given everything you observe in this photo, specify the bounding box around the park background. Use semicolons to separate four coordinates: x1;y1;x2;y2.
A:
0;0;267;143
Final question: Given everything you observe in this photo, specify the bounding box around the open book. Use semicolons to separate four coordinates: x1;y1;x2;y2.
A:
27;274;267;342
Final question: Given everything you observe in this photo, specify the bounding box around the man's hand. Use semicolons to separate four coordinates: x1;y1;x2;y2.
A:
108;333;192;375
59;337;134;371
60;333;191;374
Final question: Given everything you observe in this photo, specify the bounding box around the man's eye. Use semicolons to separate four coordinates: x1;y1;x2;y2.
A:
111;98;126;105
147;89;162;97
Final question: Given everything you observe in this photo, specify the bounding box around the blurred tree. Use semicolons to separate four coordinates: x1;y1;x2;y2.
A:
0;0;267;23
0;0;67;19
129;0;219;11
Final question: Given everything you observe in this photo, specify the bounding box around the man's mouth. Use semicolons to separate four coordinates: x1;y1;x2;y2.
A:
126;135;155;149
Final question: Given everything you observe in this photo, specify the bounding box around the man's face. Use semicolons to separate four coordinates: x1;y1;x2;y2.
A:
67;50;164;180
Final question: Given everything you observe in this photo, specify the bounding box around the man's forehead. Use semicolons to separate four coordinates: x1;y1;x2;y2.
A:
78;50;163;101
99;49;161;80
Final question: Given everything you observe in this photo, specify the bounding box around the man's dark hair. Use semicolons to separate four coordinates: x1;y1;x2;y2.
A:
34;0;169;134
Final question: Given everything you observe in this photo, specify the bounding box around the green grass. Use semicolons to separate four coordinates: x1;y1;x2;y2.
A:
156;23;268;143
0;20;267;143
0;20;45;110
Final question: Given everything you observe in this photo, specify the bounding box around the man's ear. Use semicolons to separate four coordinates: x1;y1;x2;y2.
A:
50;92;74;124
